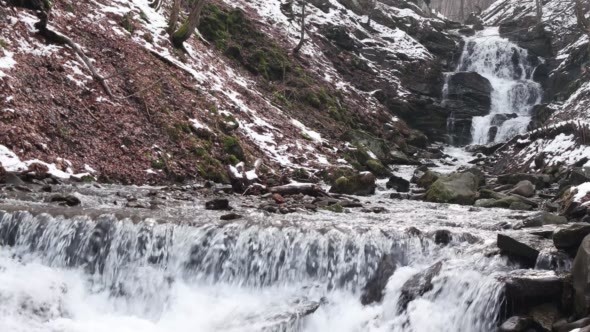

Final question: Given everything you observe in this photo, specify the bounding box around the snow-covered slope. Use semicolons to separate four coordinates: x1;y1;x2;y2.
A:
0;0;457;184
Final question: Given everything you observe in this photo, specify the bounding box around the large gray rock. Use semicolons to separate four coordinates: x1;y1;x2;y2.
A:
361;254;397;305
510;180;536;198
499;316;532;332
497;233;552;267
554;223;590;251
573;234;590;317
425;172;478;205
329;172;377;196
398;261;443;312
501;270;564;317
521;212;567;228
445;72;492;145
498;173;551;189
386;175;410;192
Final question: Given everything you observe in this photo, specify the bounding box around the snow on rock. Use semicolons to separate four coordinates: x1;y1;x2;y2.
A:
0;145;80;179
0;51;16;78
574;182;590;203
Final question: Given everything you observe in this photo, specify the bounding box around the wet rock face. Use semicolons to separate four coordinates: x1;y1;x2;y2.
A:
573;235;590;317
361;254;398;305
445;72;493;145
398;261;443;312
386;175;410;193
554;224;590;252
499;17;553;58
205;198;230;210
497;233;552;267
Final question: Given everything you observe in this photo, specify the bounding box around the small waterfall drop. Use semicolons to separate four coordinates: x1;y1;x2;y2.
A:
449;27;543;145
0;207;512;332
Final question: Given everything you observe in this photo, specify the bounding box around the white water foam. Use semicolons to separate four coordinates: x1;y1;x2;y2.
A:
454;28;543;144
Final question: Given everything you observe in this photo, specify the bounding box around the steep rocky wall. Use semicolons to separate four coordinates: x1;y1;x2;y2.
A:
482;0;590;173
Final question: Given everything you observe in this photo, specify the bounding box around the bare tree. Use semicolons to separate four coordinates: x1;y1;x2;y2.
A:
459;0;465;21
535;0;543;22
169;0;208;49
293;0;306;54
575;0;590;72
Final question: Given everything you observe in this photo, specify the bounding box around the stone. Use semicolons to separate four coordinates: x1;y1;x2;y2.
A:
502;270;564;315
445;72;493;145
220;213;242;221
425;172;478;205
499;316;532;332
49;194;81;207
554;223;590;251
416;170;440;189
2;173;25;186
510;180;536;198
361;254;397;305
272;193;285;204
498;173;550;189
365;159;392;178
398;261;443;312
553;317;590;332
529;303;560;332
434;229;452;245
386;175;410;192
573;235;590;317
521;212;567;228
205;198;230;210
509;201;534;211
497;233;552;267
329;172;377;196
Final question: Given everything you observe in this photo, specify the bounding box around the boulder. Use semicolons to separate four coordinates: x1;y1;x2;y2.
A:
498;173;550;189
398;261;443;312
386;175;410;192
554;223;590;251
425;172;478;205
434;229;451;245
416;170;440;189
521;212;567;228
475;195;533;210
572;234;590;317
361;254;397;305
366;159;392;178
329;172;377;196
205;198;230;210
445;72;493;145
49;194;81;207
529;303;560;332
497;233;552;267
502;270;564;315
553;317;590;332
510;180;536;198
499;316;533;332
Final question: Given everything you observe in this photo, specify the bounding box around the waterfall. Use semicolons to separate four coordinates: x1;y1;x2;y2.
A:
450;27;542;145
0;208;512;332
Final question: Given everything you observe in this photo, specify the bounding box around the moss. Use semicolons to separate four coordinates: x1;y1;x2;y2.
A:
222;136;245;161
120;12;136;34
0;39;6;49
139;9;150;23
151;158;165;170
196;154;230;184
227;154;240;165
366;159;390;178
323;203;344;213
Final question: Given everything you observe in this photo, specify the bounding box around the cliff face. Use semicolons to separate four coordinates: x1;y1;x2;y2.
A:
477;0;590;174
0;0;462;185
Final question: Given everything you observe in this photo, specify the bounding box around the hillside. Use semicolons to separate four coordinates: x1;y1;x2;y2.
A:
0;0;462;186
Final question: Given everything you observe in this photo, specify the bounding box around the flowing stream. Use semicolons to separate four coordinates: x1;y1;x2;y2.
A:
0;186;525;332
450;27;543;145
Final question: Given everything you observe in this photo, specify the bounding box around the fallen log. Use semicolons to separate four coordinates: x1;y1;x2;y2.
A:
269;183;329;197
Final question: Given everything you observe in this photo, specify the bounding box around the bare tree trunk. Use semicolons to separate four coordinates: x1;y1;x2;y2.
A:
459;0;465;22
535;0;543;22
168;0;181;34
293;1;306;54
170;0;207;48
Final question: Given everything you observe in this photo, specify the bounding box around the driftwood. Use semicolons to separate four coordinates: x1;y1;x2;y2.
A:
269;183;329;197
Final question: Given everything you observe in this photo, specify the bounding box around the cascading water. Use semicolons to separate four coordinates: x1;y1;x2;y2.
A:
449;27;543;145
0;200;518;332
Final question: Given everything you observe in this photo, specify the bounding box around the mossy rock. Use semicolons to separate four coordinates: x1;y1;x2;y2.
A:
320;166;358;185
417;170;440;189
366;159;391;178
222;136;245;161
323;203;344;213
425;172;478;205
329;172;376;196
